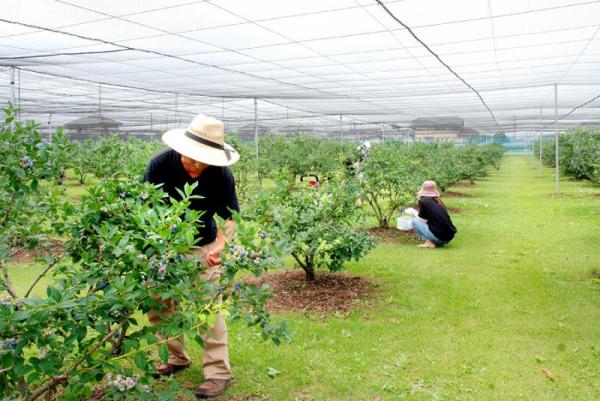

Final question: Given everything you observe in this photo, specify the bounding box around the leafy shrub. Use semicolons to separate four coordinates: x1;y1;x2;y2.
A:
536;129;600;183
0;107;287;400
0;106;72;272
248;180;375;281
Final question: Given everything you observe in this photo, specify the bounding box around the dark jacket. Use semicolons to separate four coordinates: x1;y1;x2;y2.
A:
418;197;457;242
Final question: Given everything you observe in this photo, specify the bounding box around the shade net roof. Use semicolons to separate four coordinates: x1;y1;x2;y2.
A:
1;0;599;139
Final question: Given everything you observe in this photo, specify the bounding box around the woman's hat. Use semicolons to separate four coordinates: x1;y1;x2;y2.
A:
162;114;239;166
418;180;440;198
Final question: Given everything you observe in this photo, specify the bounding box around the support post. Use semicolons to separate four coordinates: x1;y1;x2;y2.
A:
98;83;102;115
381;123;385;144
17;68;21;122
175;93;179;125
150;112;153;141
554;84;559;193
339;115;343;144
538;108;543;175
254;98;259;180
48;113;53;145
10;67;15;131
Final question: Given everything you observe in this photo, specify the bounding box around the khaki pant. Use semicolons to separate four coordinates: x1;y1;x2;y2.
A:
147;241;232;380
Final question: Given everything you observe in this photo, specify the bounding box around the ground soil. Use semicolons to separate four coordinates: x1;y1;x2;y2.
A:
447;206;462;213
10;239;64;264
367;227;420;244
444;190;473;198
246;270;378;315
453;180;476;187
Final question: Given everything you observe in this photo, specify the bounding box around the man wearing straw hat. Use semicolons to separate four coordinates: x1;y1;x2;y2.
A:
144;114;239;398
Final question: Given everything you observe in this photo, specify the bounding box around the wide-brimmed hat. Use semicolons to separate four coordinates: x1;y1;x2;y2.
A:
162;114;239;166
418;180;440;198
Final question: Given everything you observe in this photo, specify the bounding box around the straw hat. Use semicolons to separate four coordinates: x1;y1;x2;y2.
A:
162;114;239;166
418;180;440;198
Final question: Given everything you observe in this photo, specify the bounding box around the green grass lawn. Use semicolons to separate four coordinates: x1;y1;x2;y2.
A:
7;156;600;400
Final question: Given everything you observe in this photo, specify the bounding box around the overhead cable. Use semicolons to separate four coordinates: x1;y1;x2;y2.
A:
375;0;500;128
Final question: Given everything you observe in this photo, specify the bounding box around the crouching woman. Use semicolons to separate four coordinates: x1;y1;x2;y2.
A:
412;180;457;248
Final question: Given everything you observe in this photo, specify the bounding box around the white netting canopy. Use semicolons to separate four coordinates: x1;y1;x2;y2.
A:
0;0;599;138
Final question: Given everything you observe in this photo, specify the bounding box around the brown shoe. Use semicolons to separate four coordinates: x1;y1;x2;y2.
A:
152;362;190;378
194;378;231;399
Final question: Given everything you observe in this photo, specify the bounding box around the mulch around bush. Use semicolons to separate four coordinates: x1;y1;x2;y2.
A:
447;206;462;213
367;227;420;244
453;180;476;187
10;240;64;264
444;190;473;198
246;270;378;315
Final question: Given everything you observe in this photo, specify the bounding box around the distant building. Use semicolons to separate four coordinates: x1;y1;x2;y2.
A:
235;124;271;141
410;117;479;142
64;114;122;140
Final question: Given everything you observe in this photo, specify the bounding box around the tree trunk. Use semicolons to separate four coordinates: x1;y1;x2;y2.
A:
304;264;316;282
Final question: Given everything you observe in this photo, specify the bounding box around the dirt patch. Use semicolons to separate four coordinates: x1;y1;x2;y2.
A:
179;393;263;401
246;270;378;315
453;180;475;187
447;206;462;214
367;227;420;244
444;191;473;198
10;240;64;264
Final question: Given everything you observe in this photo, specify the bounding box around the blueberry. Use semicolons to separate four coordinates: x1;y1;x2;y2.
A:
170;225;177;233
260;231;268;239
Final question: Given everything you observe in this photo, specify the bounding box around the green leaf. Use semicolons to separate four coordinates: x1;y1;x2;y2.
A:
134;351;148;370
46;286;62;302
266;367;281;378
159;343;169;363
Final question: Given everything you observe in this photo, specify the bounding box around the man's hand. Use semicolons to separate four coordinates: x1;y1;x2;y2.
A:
206;245;223;267
206;220;236;267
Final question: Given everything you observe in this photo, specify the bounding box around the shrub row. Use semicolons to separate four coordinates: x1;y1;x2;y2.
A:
535;128;600;183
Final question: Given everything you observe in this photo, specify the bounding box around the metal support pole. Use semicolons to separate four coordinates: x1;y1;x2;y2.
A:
380;124;385;144
10;67;15;131
150;112;153;141
554;84;559;193
17;68;21;122
254;98;259;180
48;113;53;145
339;115;343;144
538;108;542;175
175;93;179;125
98;83;102;115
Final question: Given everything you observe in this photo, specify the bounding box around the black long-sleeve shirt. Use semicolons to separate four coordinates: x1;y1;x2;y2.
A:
418;197;457;242
143;148;239;246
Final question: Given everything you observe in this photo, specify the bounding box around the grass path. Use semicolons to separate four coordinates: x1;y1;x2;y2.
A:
219;156;600;400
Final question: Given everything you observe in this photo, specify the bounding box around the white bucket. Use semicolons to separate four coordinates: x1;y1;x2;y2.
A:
396;216;413;231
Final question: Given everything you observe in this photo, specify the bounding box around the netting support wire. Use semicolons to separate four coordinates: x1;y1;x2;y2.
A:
538;108;543;176
9;66;15;131
254;98;259;181
375;0;499;128
339;115;343;144
554;84;559;193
